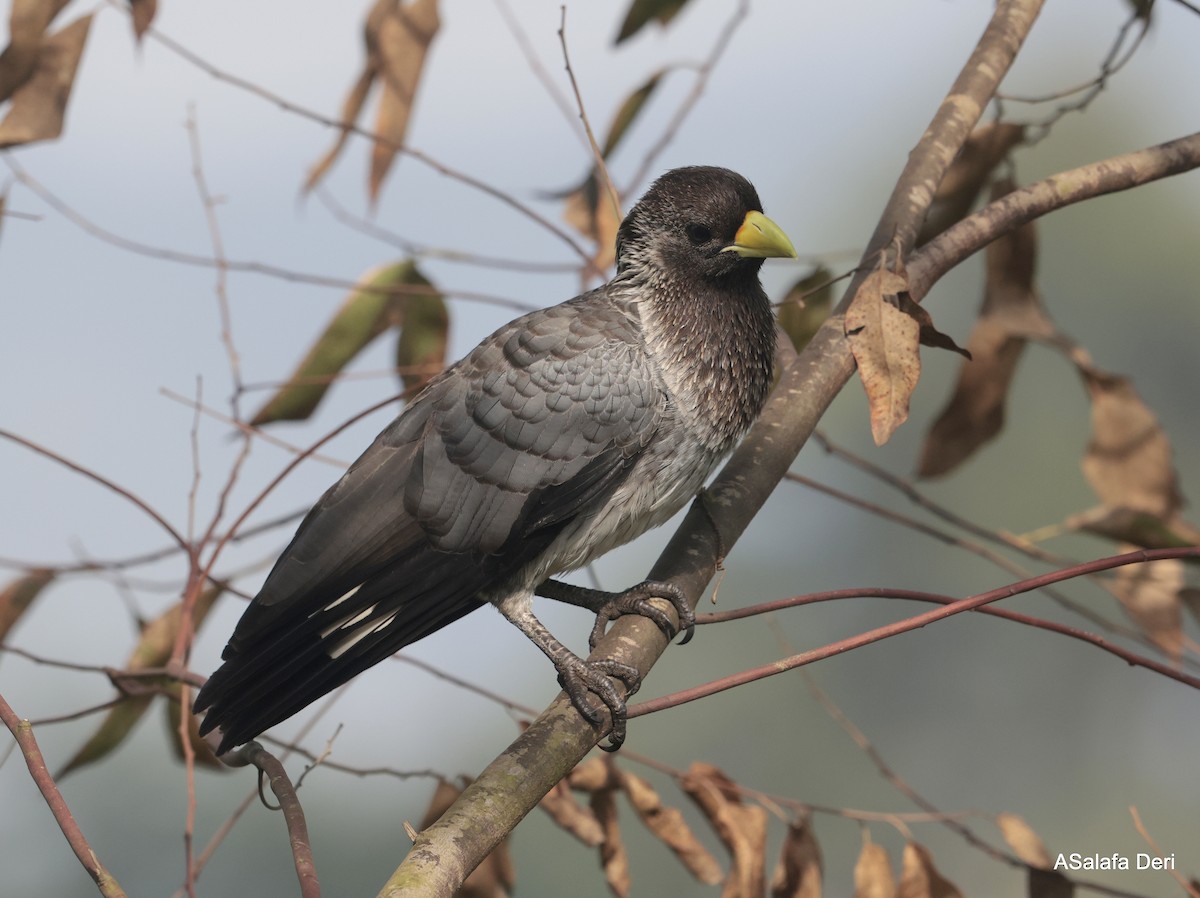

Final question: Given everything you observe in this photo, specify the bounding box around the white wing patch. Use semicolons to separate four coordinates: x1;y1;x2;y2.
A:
325;610;399;660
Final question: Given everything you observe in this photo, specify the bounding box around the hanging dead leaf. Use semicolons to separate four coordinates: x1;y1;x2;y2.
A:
614;0;691;43
369;0;440;204
305;64;378;193
853;831;895;898
845;260;920;445
568;755;616;792
304;0;440;202
421;779;514;897
0;14;92;148
917;123;1025;246
394;280;448;394
1109;552;1184;659
563;174;621;272
996;813;1051;868
770;816;822;898
918;177;1058;477
777;266;834;354
249;261;432;426
1028;868;1075;898
897;842;962;898
600;71;664;158
0;568;54;642
917;320;1025;477
1080;370;1182;519
60;585;224;777
680;762;768;898
129;0;157;40
538;777;604;846
0;0;73;101
591;783;631;898
618;769;723;884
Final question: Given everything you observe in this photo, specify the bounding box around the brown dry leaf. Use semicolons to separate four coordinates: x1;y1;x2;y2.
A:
129;0;157;40
1109;552;1184;659
853;832;895;898
777;266;834;354
917;122;1026;246
614;0;691;43
304;0;439;202
369;0;440;205
60;585;224;777
897;842;962;898
600;71;664;158
845;260;920;446
0;0;72;100
1028;868;1075;898
917;177;1057;478
538;777;604;846
568;755;616;792
996;813;1051;868
305;63;378;193
680;762;768;898
770;816;822;898
0;568;54;642
1080;370;1182;519
249;261;433;426
563;174;621;272
591;784;631;898
0;13;92;148
421;779;514;897
619;769;723;884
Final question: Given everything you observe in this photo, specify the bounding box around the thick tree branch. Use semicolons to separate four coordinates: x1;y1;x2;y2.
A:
376;2;1047;895
908;130;1200;298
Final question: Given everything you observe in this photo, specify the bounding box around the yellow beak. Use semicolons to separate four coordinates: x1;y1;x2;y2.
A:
721;210;797;259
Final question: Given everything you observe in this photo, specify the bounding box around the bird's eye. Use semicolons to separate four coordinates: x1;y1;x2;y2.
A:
684;223;712;245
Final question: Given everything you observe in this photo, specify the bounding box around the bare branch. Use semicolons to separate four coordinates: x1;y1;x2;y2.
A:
631;547;1200;718
0;693;129;898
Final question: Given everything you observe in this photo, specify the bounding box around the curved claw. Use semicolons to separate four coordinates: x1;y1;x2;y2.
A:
587;580;696;651
557;656;641;750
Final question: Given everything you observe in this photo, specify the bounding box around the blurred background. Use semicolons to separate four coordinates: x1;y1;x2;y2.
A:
2;1;1199;895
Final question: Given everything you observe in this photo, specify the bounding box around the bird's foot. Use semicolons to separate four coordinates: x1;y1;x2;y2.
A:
557;655;641;751
585;580;695;652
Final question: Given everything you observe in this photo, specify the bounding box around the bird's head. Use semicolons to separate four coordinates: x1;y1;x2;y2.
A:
615;166;796;284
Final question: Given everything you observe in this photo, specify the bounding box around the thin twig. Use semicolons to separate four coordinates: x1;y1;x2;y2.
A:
631;546;1200;719
0;694;129;898
558;6;620;222
0;428;189;553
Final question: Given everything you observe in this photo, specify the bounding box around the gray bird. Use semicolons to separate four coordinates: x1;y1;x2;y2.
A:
194;166;795;753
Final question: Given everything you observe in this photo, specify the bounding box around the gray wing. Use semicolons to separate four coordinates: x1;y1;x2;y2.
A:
195;292;666;751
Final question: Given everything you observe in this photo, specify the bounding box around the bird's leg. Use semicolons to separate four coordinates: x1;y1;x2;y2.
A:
496;594;640;750
538;578;695;652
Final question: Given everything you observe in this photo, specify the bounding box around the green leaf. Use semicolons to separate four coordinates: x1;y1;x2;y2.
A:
394;265;448;394
615;0;689;44
777;266;833;354
250;261;423;426
0;568;55;642
59;585;223;777
601;71;663;158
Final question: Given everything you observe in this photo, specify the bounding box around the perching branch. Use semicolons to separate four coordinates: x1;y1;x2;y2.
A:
376;2;1048;895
